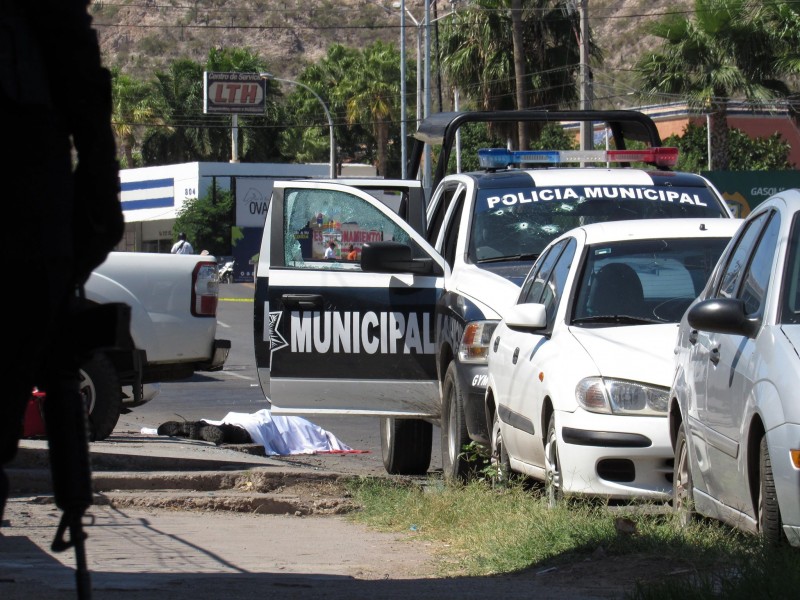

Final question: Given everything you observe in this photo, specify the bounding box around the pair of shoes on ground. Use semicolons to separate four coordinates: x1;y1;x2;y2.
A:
156;420;252;446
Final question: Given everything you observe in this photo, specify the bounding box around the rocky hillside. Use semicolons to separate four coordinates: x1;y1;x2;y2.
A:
93;0;690;108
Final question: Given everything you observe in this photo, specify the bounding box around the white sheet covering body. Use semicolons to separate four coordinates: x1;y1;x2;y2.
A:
203;409;353;455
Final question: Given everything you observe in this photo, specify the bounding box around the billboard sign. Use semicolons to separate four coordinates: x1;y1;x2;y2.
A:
203;72;265;114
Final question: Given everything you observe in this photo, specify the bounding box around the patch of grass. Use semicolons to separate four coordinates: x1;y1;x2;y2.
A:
344;475;800;596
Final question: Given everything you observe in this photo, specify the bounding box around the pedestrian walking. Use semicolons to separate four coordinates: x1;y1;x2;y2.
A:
171;232;194;254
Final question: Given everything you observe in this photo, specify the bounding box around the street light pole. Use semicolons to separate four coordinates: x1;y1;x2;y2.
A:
396;2;422;180
260;72;336;178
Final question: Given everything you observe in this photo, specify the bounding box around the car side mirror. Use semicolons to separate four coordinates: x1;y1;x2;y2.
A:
360;241;441;275
502;303;548;331
687;298;760;338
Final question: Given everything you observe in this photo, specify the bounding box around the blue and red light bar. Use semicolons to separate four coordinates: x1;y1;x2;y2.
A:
478;147;679;169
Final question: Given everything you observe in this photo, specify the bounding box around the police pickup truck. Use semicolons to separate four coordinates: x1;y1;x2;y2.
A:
254;110;734;480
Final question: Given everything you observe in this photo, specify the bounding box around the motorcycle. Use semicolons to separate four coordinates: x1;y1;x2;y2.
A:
219;260;234;284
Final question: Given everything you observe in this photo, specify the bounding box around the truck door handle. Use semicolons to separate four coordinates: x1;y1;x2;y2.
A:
282;294;324;310
689;329;698;345
710;346;720;365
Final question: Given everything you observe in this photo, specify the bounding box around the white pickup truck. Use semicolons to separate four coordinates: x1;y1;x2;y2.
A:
82;252;231;440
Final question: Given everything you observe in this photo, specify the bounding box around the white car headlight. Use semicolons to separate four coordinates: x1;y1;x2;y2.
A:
576;377;669;416
458;321;498;364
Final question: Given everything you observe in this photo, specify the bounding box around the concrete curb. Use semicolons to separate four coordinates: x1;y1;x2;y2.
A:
7;438;363;517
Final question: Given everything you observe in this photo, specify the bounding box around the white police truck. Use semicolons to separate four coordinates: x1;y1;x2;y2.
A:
253;110;734;479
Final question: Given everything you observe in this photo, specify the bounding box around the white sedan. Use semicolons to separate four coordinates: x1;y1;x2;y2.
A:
670;190;800;547
486;218;740;503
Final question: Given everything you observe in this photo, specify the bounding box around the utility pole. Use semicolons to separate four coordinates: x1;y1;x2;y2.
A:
400;0;407;178
424;0;432;195
579;0;593;152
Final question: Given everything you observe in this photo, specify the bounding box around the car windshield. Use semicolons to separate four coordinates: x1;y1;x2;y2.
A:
571;237;731;325
470;184;727;263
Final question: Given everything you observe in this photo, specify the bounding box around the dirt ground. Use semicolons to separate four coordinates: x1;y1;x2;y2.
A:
4;441;703;599
96;475;699;598
3;486;699;600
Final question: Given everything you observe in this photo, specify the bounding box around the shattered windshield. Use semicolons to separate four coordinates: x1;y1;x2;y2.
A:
470;184;727;262
282;188;414;268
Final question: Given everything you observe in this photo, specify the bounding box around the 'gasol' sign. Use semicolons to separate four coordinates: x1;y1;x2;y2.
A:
203;72;266;114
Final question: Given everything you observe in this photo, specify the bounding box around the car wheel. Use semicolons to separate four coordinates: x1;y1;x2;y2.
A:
79;352;122;441
544;413;563;508
441;362;476;482
380;417;432;475
491;410;512;488
673;422;696;527
758;435;784;546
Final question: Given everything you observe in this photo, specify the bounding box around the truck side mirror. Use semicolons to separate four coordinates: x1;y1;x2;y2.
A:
360;241;440;276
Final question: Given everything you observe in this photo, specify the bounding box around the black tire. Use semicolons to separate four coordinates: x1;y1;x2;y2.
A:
380;417;432;475
491;409;512;488
758;435;784;546
674;422;697;527
544;413;563;508
441;362;478;481
79;352;122;441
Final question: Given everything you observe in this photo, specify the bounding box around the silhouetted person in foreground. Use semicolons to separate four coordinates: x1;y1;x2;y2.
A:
1;2;124;598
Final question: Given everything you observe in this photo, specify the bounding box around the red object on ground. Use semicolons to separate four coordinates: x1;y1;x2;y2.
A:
23;389;47;438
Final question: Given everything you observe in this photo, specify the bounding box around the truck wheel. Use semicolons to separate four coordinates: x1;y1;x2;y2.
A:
79;352;122;441
380;417;432;475
441;362;477;482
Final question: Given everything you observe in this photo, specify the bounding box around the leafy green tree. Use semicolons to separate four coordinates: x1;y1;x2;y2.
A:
664;122;793;172
636;0;791;171
172;184;234;256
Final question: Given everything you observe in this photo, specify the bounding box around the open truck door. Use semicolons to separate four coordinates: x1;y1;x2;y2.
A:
253;180;446;473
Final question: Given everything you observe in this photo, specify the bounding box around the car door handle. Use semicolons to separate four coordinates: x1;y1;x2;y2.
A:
710;346;720;365
689;329;698;345
282;294;324;310
512;348;519;365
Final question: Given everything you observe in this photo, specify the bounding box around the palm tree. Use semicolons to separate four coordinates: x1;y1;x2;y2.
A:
757;0;800;126
438;0;590;145
110;68;158;168
636;0;790;170
510;0;527;148
141;58;208;165
279;45;363;169
335;41;403;177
